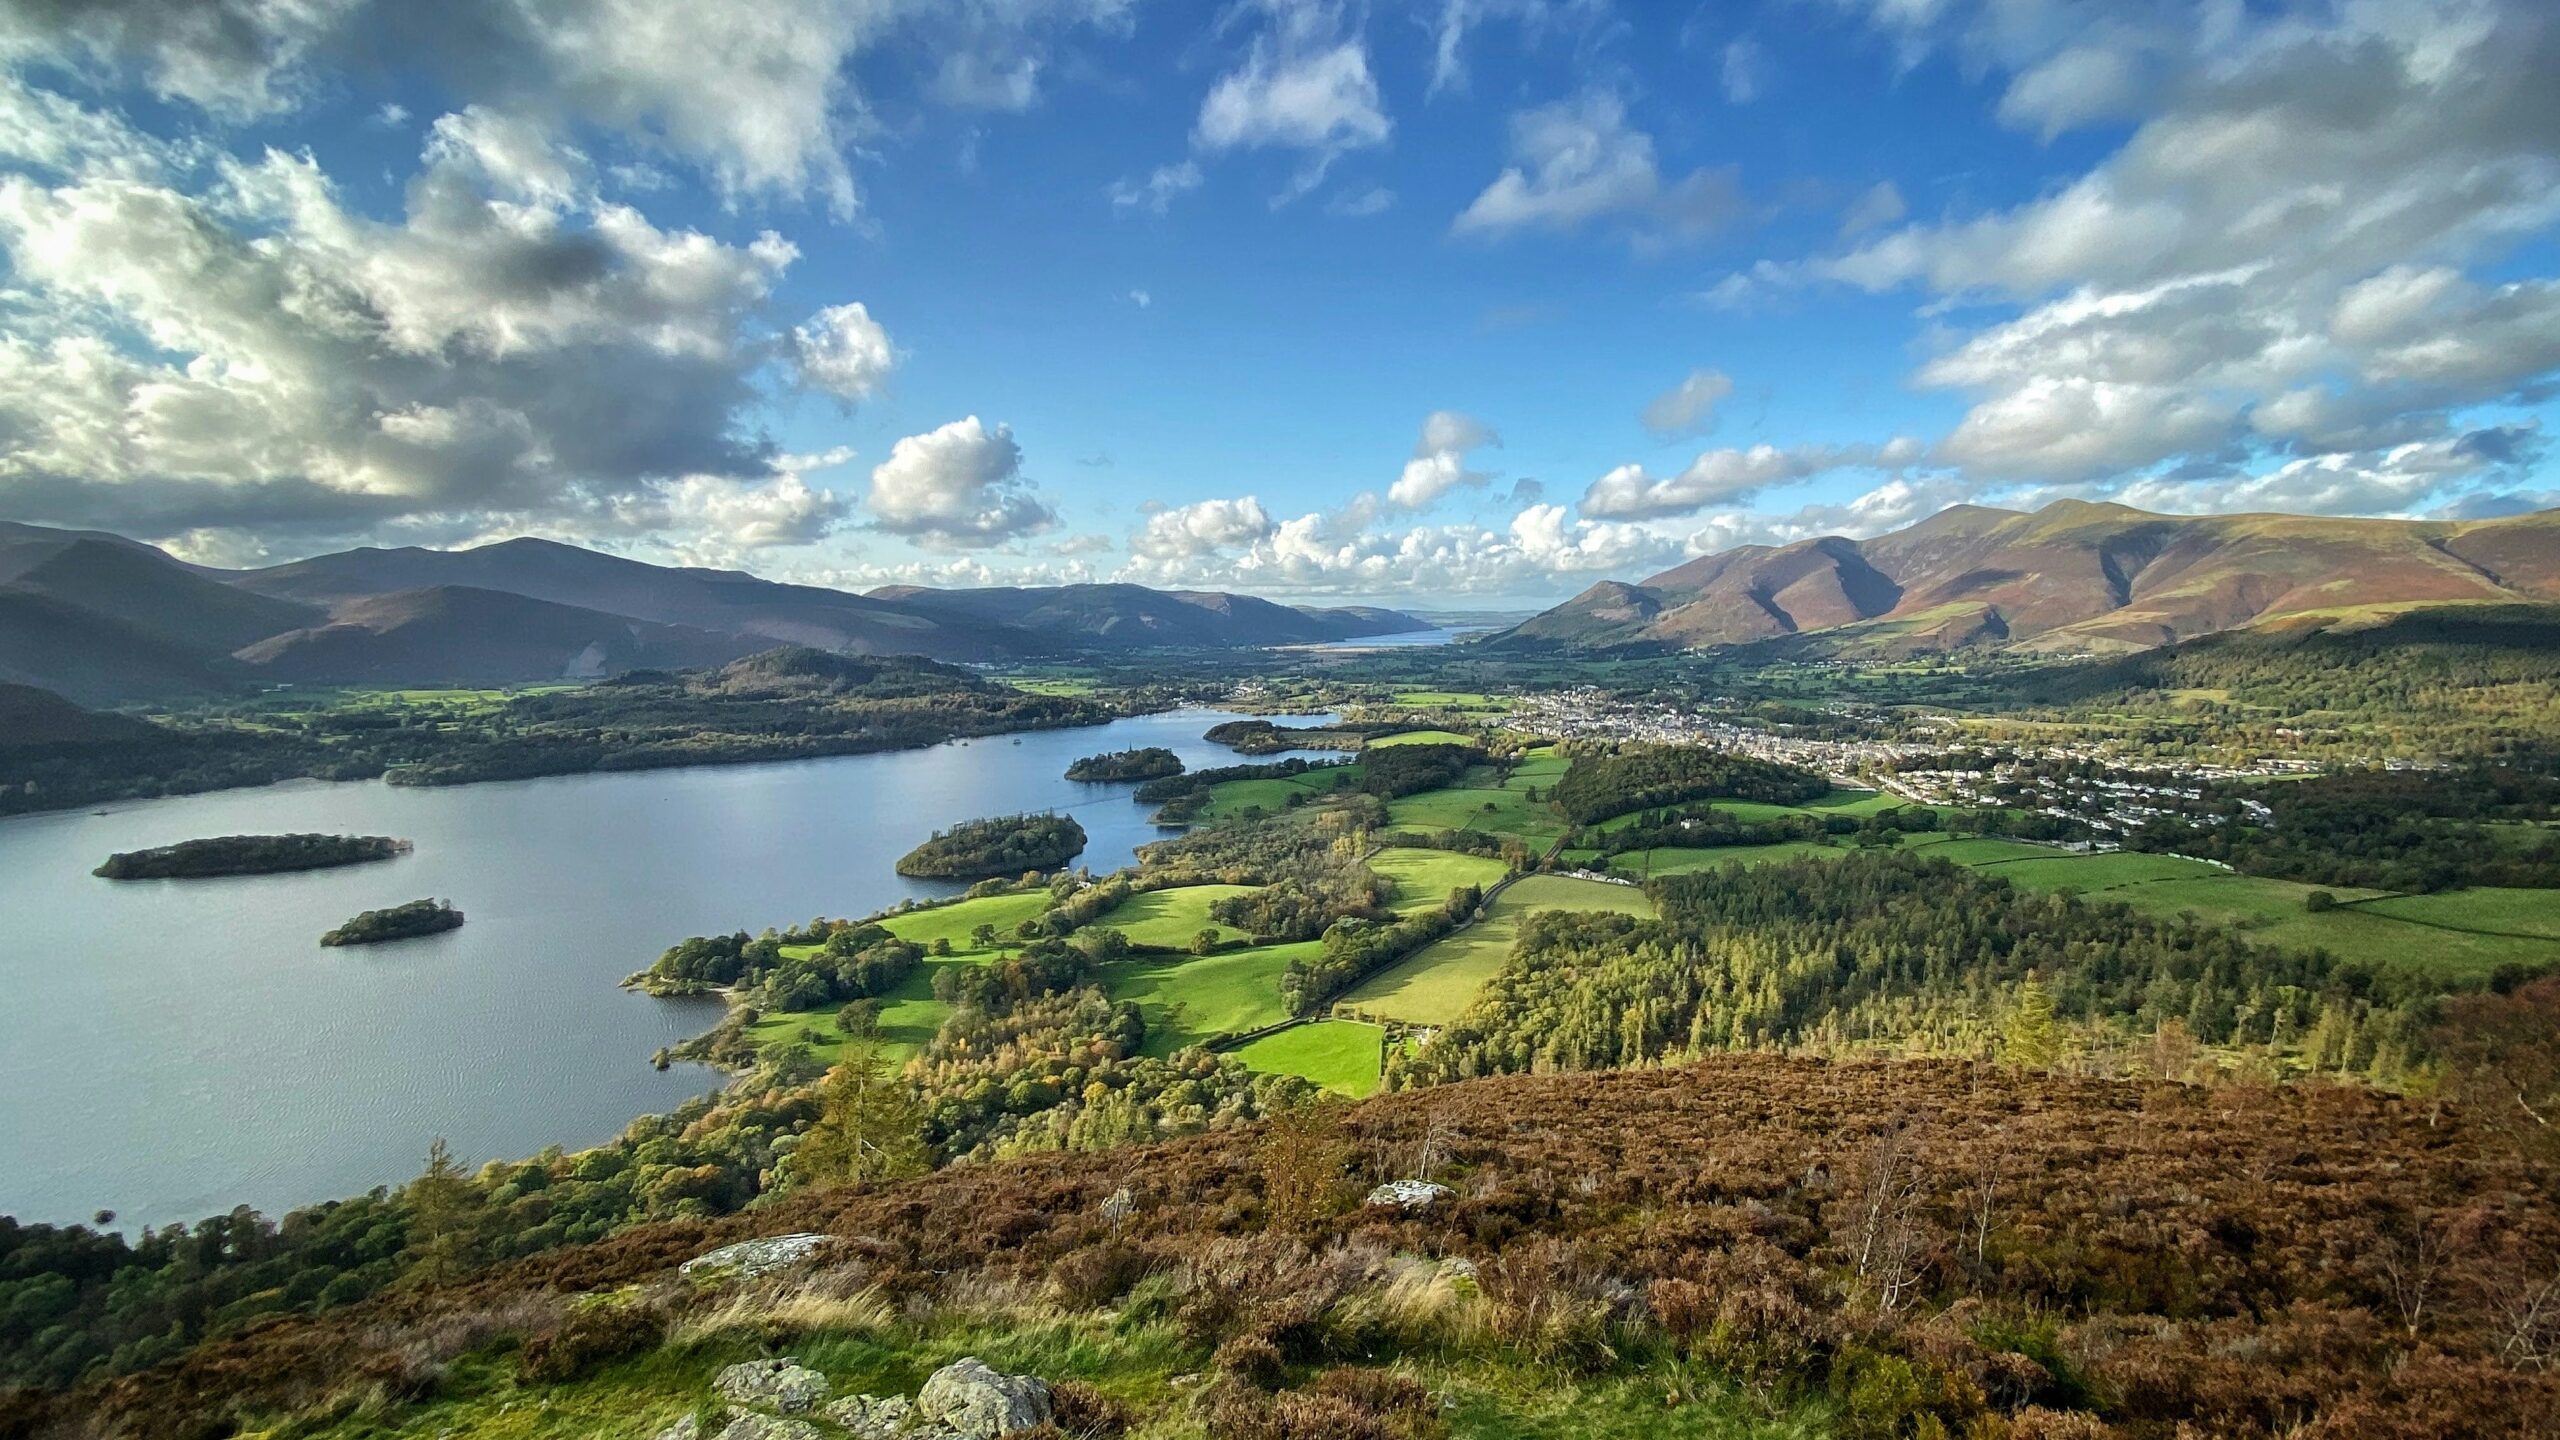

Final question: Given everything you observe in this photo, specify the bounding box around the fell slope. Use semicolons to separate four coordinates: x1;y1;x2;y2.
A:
1495;499;2560;654
230;586;767;685
866;581;1428;647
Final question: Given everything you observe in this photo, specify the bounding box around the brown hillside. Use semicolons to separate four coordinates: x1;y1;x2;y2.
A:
1501;500;2560;654
22;1056;2556;1439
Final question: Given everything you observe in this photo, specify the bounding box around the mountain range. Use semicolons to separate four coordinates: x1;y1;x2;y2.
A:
1491;500;2560;655
0;522;1426;703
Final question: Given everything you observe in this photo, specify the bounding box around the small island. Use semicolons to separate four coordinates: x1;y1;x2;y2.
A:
1063;747;1185;783
894;812;1087;879
95;833;413;881
320;898;464;947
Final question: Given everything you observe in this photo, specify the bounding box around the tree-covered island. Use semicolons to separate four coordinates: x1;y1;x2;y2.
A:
319;898;464;946
1061;746;1184;782
893;812;1087;878
94;833;412;880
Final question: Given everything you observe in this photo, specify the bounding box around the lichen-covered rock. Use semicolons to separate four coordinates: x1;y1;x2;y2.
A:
679;1234;831;1283
913;1356;1053;1438
713;1359;831;1414
651;1414;708;1440
824;1393;913;1439
1364;1179;1454;1210
711;1416;826;1440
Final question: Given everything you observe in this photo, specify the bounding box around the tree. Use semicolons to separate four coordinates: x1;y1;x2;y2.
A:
970;922;998;949
836;997;885;1037
1192;927;1222;956
795;1042;929;1187
2305;889;2338;913
2003;973;2061;1071
405;1137;477;1285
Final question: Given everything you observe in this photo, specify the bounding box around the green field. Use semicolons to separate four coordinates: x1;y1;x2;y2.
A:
1598;840;1854;875
1088;884;1257;948
1233;1019;1385;1096
877;890;1053;955
1370;847;1510;913
1705;788;1904;822
1385;756;1569;846
1368;728;1478;747
1343;874;1655;1025
1102;941;1314;1054
1189;763;1364;823
1389;689;1512;712
744;960;959;1068
2355;887;2560;941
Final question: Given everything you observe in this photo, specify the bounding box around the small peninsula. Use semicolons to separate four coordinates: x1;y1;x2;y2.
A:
320;898;464;947
95;833;412;881
1062;746;1184;782
894;812;1087;879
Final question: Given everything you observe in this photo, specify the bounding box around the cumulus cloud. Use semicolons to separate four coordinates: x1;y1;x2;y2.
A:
865;415;1056;546
0;87;893;558
0;0;1138;216
1116;495;1681;599
1777;0;2560;507
1131;495;1278;559
1452;92;1742;242
790;302;896;405
1579;439;1921;520
1640;369;1734;439
1389;410;1500;508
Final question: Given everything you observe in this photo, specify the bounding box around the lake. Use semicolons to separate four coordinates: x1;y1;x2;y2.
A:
0;707;1326;1231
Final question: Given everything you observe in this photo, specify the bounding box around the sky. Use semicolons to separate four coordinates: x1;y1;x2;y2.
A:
0;0;2554;607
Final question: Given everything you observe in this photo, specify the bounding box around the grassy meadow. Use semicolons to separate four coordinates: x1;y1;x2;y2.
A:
1343;873;1655;1025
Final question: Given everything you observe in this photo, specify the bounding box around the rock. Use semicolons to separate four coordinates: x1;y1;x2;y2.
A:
652;1415;710;1440
714;1359;831;1414
913;1356;1054;1438
1364;1179;1454;1211
680;1234;832;1283
825;1394;913;1439
710;1417;826;1440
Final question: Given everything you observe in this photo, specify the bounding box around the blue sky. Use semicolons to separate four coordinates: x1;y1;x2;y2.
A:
0;0;2554;604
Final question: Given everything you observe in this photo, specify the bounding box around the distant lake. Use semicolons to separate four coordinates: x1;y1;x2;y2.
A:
0;708;1329;1231
1300;626;1495;650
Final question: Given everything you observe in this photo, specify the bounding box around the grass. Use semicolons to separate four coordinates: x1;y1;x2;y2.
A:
1368;728;1479;747
1087;884;1258;949
1103;941;1315;1055
1190;764;1365;823
1390;689;1512;712
1232;1019;1385;1096
877;890;1054;955
1370;848;1511;913
2355;887;2560;941
1343;875;1655;1025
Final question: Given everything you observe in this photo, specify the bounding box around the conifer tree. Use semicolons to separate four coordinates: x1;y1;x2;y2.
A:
796;1041;929;1186
2003;972;2061;1071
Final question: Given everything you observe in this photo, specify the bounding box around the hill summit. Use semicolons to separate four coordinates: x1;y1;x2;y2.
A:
1492;500;2560;654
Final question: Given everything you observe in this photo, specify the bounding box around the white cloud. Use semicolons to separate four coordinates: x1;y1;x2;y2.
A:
1126;288;1151;308
865;415;1056;547
790;302;896;405
1452;92;1742;242
1106;159;1202;214
1131;495;1277;559
1196;39;1387;152
1116;497;1681;600
1840;180;1905;237
1389;409;1500;508
424;105;587;207
1640;369;1734;439
1580;439;1921;520
1720;38;1769;104
0;105;864;555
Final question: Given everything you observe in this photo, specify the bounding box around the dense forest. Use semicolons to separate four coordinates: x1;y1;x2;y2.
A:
1552;744;1830;823
1062;746;1184;782
1393;850;2427;1088
2126;761;2560;892
893;812;1088;878
317;898;463;947
92;833;410;880
0;648;1110;816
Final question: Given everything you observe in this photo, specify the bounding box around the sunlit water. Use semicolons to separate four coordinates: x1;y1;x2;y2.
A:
0;707;1326;1230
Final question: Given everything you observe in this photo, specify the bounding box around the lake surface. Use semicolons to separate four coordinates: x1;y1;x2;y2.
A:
0;708;1324;1231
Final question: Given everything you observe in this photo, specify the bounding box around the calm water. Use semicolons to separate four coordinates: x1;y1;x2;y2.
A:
0;708;1322;1231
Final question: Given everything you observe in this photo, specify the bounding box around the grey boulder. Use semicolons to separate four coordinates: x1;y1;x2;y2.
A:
713;1359;831;1414
824;1394;913;1439
912;1356;1054;1438
680;1234;832;1283
1365;1179;1455;1211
